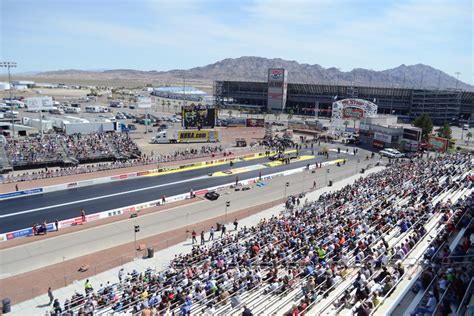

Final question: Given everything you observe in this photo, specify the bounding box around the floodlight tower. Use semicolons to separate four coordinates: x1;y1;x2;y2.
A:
0;62;17;138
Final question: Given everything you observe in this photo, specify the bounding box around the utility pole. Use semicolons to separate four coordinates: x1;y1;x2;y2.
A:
0;62;17;138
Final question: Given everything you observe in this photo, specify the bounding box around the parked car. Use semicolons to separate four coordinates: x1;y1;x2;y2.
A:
379;148;404;158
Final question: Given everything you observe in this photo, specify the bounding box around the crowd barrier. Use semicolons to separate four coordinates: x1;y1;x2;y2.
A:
0;156;344;242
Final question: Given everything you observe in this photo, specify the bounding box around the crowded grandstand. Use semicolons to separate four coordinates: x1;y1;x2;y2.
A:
42;153;473;315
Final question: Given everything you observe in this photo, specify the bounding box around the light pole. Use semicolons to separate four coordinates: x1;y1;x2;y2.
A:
134;225;140;253
325;168;330;186
301;170;306;194
225;201;230;223
455;72;461;90
284;181;289;200
0;62;17;138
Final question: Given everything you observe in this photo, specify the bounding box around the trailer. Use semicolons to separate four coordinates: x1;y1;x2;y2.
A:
151;130;219;144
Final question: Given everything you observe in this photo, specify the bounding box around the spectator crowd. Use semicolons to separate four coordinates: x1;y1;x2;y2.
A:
1;144;248;184
46;153;472;315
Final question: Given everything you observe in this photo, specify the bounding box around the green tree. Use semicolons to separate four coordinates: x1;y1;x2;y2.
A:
343;120;350;131
465;131;472;145
288;110;294;121
413;114;433;141
438;122;452;140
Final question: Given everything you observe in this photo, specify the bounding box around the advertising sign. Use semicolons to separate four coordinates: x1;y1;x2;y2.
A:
226;117;246;127
246;118;265;127
429;136;448;152
182;105;216;129
373;140;385;148
25;97;54;111
374;132;392;143
177;130;219;142
342;107;364;120
268;69;284;82
137;96;152;109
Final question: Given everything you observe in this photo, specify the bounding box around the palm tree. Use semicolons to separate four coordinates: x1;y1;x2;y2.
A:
466;131;473;145
343;120;350;131
288;110;294;121
227;109;233;117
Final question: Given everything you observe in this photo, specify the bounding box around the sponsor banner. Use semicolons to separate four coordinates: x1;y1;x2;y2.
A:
60;218;76;227
373;140;385;148
25;96;54;111
342;107;364;120
429;136;448;152
137;96;152;109
226;117;247;127
195;189;208;196
137;171;150;176
67;182;78;188
86;214;100;221
121;206;136;213
0;188;43;200
246;118;265;127
374;132;392;143
6;223;55;240
0;234;5;242
107;210;122;217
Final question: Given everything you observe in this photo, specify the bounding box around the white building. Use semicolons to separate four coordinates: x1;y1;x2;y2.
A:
0;82;11;90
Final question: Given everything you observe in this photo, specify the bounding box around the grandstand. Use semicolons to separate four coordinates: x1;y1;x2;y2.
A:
2;133;141;171
214;80;474;125
151;86;209;102
39;153;472;315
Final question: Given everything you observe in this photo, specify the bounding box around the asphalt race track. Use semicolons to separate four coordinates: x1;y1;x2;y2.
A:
0;150;355;233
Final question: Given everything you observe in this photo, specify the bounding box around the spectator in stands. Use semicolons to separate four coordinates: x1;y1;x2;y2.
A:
411;291;437;315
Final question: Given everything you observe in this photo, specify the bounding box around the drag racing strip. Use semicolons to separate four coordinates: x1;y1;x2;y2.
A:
0;175;209;219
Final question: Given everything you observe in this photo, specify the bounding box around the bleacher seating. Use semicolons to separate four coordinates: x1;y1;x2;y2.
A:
48;153;473;316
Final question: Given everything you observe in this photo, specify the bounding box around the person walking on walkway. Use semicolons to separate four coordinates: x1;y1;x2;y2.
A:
221;224;227;238
80;209;86;223
233;218;238;231
209;226;215;241
191;230;197;244
118;268;124;283
48;287;54;305
42;220;47;235
84;279;93;294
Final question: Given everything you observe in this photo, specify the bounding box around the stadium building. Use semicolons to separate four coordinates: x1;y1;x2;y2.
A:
214;69;474;125
151;86;209;102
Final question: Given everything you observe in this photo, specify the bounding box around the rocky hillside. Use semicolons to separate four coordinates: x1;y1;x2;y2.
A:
37;56;472;91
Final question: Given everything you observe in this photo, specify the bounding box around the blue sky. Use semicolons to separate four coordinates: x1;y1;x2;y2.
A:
1;0;472;84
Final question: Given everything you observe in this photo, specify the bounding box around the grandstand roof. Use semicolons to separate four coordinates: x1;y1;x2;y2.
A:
153;86;207;95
